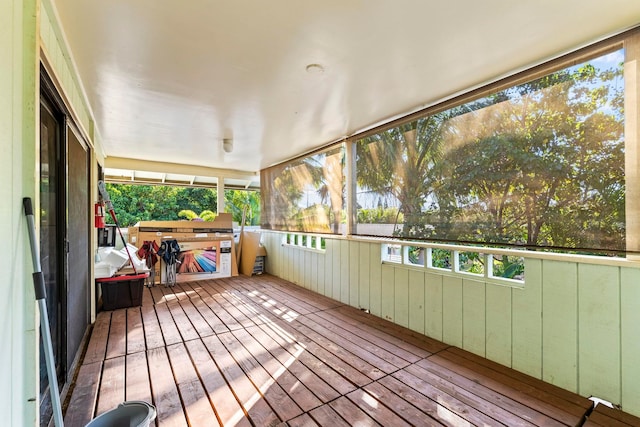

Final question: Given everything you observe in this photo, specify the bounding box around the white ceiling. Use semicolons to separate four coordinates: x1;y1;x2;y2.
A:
53;0;640;177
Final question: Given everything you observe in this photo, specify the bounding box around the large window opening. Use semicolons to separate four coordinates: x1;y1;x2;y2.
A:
355;48;625;254
261;145;345;233
104;183;260;227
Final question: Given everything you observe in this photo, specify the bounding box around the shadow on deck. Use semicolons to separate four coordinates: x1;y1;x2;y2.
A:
64;274;639;426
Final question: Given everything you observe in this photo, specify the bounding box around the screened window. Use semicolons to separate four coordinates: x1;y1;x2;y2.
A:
355;49;625;253
261;145;345;233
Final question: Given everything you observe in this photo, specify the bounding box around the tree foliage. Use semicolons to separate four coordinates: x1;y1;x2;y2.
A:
355;53;625;252
104;183;260;227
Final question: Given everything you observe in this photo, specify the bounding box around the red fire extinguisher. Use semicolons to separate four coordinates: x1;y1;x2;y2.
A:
94;202;105;228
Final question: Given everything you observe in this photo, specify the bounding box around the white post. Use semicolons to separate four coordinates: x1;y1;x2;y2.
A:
217;177;225;214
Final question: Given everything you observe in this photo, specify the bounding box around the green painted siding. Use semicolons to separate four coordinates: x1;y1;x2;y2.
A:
621;267;640;416
261;232;640;417
542;261;578;392
512;258;542;377
0;1;38;425
578;264;620;403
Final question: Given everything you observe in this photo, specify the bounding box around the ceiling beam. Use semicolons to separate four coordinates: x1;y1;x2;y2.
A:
105;156;260;182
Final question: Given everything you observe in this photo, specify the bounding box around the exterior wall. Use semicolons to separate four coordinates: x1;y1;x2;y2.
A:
0;1;101;425
40;0;103;320
0;0;39;425
262;232;640;417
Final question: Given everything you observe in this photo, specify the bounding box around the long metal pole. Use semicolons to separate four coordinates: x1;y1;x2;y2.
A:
23;197;64;427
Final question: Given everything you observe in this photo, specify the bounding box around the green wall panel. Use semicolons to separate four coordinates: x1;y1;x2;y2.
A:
485;284;512;367
424;272;444;341
381;265;395;322
348;241;359;306
339;240;350;303
442;276;463;347
462;279;486;357
578;263;620;403
358;242;371;310
542;261;578;393
394;268;409;328
621;267;640;415
408;270;425;334
512;258;542;378
369;244;382;317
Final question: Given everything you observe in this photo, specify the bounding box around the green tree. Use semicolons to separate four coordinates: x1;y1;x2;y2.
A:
225;190;260;225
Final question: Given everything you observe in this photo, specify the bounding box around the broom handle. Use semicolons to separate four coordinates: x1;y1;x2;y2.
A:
98;181;137;274
23;198;64;427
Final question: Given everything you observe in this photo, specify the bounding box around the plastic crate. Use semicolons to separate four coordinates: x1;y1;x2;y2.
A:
97;272;149;310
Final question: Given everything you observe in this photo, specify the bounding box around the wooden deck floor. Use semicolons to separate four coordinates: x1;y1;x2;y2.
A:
64;274;639;426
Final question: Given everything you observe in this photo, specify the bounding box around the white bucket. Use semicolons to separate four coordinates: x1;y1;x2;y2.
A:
85;401;156;427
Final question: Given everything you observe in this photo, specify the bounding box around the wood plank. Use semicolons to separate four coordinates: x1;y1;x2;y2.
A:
166;343;220;426
154;301;183;346
96;356;125;416
72;273;640;427
142;285;154;306
147;347;188;427
126;307;146;354
140;303;165;350
167;301;200;342
391;366;512;426
445;346;592;410
105;309;127;359
200;282;255;328
314;308;426;363
245;324;340;404
286;413;320;427
191;285;243;331
307;313;419;368
329;396;379;426
331;305;448;355
346;388;412;427
287;317;385;382
201;334;281;426
149;284;165;304
178;299;214;338
409;359;553;426
586;404;640;426
184;339;251;427
217;330;303;421
362;381;444;427
301;312;409;371
376;375;467;427
309;403;352;427
84;311;111;364
236;276;314;316
125;351;152;403
232;328;321;413
185;289;229;334
255;320;356;397
349;241;359;307
63;361;102;427
423;353;582;425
